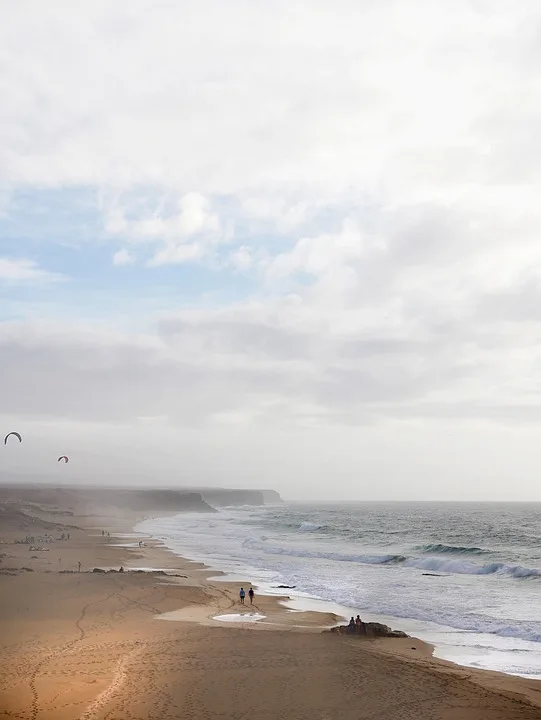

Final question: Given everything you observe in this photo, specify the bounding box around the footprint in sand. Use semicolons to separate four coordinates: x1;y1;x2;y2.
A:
78;646;142;720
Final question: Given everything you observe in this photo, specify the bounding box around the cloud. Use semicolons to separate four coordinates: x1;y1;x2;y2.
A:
1;277;540;432
229;246;253;271
2;1;540;200
4;2;541;497
0;257;62;283
103;191;223;265
112;249;134;266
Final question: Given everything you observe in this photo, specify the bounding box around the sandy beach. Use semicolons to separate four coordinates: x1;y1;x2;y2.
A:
1;487;541;720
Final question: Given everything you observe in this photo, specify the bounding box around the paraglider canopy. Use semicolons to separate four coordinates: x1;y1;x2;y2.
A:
4;432;22;445
57;455;69;463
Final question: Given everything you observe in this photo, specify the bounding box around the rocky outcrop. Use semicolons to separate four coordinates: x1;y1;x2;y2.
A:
178;487;283;507
329;622;408;639
122;490;217;513
199;489;266;506
261;489;283;504
71;488;217;513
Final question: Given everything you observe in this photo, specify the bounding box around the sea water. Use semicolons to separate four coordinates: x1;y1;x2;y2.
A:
136;502;541;679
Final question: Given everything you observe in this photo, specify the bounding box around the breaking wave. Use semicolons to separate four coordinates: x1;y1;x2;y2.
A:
298;522;324;532
418;544;491;556
243;539;541;579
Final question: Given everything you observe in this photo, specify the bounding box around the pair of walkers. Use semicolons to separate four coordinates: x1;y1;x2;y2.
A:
239;587;254;605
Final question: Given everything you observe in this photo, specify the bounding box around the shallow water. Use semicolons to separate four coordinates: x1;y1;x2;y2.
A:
213;613;266;623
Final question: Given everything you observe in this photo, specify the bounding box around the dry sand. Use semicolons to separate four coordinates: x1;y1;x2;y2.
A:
1;487;541;719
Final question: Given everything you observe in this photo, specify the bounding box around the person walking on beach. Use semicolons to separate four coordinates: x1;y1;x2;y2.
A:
239;587;246;604
248;587;254;605
77;561;81;573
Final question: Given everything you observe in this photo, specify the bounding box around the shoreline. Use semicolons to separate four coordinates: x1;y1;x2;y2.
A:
136;510;541;681
1;489;541;718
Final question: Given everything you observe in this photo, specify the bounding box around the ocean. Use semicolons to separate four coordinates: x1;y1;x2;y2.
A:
136;502;541;679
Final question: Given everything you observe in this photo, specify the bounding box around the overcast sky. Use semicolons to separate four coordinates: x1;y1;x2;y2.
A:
2;1;541;501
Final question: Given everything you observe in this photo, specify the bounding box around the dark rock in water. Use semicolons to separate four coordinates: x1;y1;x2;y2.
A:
92;567;106;573
422;573;444;577
21;567;34;571
329;621;409;639
275;584;296;589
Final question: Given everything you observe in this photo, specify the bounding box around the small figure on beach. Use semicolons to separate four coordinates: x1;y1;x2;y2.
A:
239;587;245;604
248;587;254;605
119;566;124;573
78;561;81;572
348;617;356;633
355;615;362;632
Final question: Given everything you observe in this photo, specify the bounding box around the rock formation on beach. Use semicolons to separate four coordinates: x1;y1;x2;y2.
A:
329;621;409;639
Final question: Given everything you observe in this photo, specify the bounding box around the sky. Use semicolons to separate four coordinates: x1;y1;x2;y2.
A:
2;0;541;501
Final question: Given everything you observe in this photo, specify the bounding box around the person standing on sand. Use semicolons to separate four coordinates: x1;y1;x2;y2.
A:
248;587;254;605
78;561;81;572
239;587;245;604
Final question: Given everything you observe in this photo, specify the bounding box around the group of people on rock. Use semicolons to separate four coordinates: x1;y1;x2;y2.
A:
347;615;364;634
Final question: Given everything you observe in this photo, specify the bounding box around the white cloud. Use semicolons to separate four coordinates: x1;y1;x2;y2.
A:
0;257;61;283
147;242;204;267
112;249;134;266
229;246;253;271
102;191;222;264
3;301;541;499
1;1;540;201
4;2;541;497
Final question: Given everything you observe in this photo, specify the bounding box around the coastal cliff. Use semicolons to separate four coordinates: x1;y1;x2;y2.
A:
199;489;265;506
0;486;217;514
114;489;217;513
261;489;283;504
0;483;283;514
193;488;284;506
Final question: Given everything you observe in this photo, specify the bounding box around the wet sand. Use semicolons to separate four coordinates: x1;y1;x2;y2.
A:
1;487;540;719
